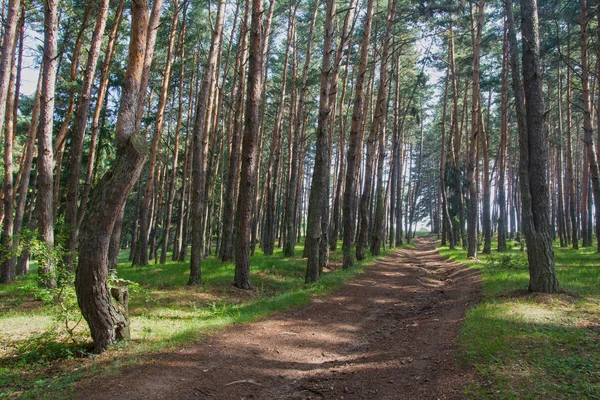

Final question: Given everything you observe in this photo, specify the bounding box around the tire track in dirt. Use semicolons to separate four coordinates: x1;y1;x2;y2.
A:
78;237;481;399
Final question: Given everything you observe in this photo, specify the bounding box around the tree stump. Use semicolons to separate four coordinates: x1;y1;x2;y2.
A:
110;286;130;340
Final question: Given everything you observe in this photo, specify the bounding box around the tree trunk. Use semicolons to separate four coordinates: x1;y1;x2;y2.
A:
189;0;225;284
497;25;509;252
506;0;558;293
263;3;296;256
75;0;151;353
1;26;18;283
467;1;484;259
64;0;110;270
235;0;264;289
78;0;125;227
440;49;455;249
370;0;397;256
37;0;59;288
305;0;335;282
342;0;374;269
221;1;250;262
136;3;179;266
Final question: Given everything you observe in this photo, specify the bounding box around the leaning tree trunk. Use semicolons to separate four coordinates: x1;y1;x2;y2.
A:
75;0;152;353
235;0;264;289
78;0;125;227
505;0;558;293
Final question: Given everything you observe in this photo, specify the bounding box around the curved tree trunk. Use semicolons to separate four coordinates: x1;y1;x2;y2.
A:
75;0;151;353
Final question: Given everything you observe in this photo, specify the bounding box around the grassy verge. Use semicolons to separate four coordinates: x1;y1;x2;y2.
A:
0;243;391;399
438;240;600;399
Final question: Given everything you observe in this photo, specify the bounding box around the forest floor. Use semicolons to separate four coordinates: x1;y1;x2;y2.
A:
77;237;481;400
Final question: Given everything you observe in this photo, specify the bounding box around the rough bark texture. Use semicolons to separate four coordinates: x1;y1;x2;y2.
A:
497;26;509;252
262;4;295;256
1;23;18;283
137;3;179;266
234;0;264;289
75;0;150;353
580;0;600;252
370;0;397;256
342;0;374;269
189;0;225;284
506;0;558;293
467;1;484;259
305;0;335;283
64;0;110;270
221;2;250;262
37;0;59;288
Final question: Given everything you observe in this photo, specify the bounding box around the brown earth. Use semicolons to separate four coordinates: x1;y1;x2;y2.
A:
78;236;481;400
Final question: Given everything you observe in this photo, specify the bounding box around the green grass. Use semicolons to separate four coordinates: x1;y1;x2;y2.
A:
438;239;600;399
0;242;390;399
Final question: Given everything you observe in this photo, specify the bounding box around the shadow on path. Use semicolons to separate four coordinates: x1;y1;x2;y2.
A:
79;236;481;400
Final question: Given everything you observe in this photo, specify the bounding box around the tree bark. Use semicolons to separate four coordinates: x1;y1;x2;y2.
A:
136;2;179;266
497;25;509;252
75;0;151;352
221;1;250;262
64;0;110;270
342;0;374;269
370;0;397;256
189;0;225;284
235;0;264;289
505;0;558;293
467;1;484;259
263;3;296;256
78;0;125;227
305;0;335;282
37;0;59;288
1;26;18;283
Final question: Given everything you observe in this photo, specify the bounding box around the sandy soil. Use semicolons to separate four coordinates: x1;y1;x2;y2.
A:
78;237;481;399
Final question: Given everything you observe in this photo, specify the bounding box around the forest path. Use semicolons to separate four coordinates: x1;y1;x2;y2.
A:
78;237;481;400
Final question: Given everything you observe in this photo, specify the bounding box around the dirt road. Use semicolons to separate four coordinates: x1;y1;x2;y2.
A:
79;237;481;399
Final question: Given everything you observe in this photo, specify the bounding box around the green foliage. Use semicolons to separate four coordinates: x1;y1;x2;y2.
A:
486;251;528;271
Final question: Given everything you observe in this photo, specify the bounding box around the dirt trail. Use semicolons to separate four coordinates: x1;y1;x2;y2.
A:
79;237;481;399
